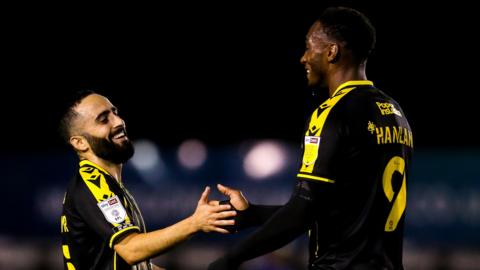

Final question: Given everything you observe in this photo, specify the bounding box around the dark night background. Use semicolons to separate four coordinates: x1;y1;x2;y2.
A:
2;1;477;150
1;1;479;269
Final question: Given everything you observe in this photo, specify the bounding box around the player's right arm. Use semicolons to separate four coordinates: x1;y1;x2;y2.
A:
114;187;236;265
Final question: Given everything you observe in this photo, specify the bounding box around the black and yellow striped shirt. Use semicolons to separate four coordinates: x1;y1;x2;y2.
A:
61;160;151;270
297;80;413;269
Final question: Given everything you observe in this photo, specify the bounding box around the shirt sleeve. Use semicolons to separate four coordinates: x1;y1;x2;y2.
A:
208;180;333;269
73;169;140;248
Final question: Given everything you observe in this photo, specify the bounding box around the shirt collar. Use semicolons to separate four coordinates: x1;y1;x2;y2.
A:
79;160;111;176
331;80;373;96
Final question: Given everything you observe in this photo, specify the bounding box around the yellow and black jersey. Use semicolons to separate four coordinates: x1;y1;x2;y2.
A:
60;160;151;270
297;80;413;269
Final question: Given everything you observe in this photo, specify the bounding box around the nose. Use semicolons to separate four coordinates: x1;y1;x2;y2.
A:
111;113;125;129
300;53;306;65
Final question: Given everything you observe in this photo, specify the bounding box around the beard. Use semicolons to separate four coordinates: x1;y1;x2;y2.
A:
83;133;134;164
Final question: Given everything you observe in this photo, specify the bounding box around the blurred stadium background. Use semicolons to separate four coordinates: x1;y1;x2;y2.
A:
1;1;479;270
1;142;480;269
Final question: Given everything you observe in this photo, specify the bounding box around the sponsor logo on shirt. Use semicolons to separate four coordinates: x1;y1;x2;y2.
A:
98;195;127;224
376;102;402;117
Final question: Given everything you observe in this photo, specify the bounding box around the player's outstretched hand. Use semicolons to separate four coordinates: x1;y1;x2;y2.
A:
192;186;237;234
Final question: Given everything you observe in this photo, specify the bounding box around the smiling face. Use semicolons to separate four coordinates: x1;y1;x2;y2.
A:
69;94;134;164
300;22;335;89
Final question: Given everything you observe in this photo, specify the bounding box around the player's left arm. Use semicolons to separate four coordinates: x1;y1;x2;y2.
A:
213;184;282;231
208;180;332;270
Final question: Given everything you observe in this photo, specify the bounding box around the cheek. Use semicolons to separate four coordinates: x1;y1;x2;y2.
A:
85;125;110;139
311;54;328;71
310;61;324;74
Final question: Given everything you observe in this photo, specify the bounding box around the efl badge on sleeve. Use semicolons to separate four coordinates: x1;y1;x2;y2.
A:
97;195;127;224
300;136;321;173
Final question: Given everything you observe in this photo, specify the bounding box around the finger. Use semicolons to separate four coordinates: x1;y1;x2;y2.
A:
212;219;235;226
213;210;237;219
213;204;232;212
212;227;231;234
198;186;210;204
209;200;220;206
217;183;234;196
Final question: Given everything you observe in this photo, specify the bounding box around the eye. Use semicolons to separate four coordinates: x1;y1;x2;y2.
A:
99;117;109;124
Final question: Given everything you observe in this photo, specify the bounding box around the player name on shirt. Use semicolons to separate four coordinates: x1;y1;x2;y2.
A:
368;121;413;147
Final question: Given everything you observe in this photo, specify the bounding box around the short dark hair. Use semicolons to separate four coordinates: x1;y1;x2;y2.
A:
318;7;376;61
58;90;96;144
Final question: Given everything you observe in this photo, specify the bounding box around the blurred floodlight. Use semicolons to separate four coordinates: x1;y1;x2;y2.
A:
130;139;165;186
178;139;207;170
131;139;160;171
243;140;286;180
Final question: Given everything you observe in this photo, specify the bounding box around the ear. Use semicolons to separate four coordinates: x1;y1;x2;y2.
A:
69;135;89;152
327;43;339;63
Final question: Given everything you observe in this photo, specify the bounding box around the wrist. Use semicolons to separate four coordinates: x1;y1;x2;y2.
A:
185;215;201;234
220;200;255;231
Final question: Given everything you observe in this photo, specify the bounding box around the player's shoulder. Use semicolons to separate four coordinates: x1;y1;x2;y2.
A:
63;172;89;209
345;84;387;101
340;85;402;115
76;161;113;186
66;163;106;196
335;85;376;115
65;169;92;195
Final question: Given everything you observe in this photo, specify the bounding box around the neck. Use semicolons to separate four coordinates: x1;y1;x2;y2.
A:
327;62;367;97
81;154;123;183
